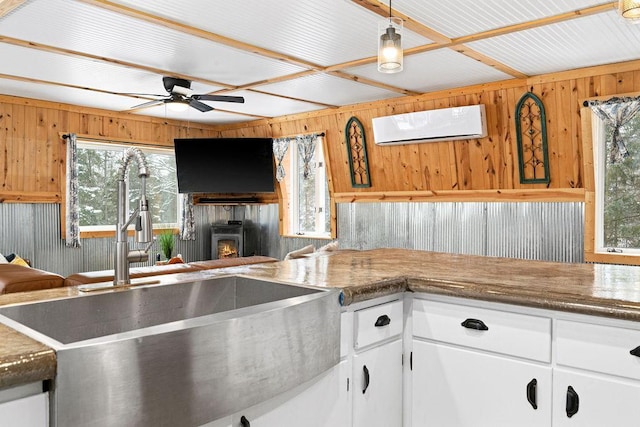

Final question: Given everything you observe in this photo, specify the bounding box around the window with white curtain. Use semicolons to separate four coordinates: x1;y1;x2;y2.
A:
273;134;331;238
288;136;330;237
592;110;640;254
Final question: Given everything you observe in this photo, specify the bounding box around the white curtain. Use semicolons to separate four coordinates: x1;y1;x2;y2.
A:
65;133;81;248
296;134;318;180
272;137;291;182
180;193;196;241
586;97;640;163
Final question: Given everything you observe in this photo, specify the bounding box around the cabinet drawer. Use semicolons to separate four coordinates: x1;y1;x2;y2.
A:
0;392;48;427
354;300;403;349
557;320;640;380
413;299;551;362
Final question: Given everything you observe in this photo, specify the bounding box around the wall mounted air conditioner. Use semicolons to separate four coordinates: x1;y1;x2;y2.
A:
372;104;487;146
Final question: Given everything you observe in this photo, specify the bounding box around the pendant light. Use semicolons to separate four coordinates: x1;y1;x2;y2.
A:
377;0;403;73
619;0;640;21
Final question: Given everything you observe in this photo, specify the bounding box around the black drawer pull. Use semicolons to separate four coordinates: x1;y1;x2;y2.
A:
375;314;391;327
526;378;538;410
362;365;370;394
461;318;489;331
240;415;250;426
630;346;640;357
566;386;579;418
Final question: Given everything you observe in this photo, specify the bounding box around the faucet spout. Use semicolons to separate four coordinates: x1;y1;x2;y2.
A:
114;148;154;286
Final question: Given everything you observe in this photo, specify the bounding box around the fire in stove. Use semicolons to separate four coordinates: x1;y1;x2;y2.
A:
218;239;239;258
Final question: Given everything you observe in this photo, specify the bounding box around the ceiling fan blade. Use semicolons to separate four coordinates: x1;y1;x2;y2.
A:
193;94;245;104
130;99;166;110
118;92;166;98
189;99;214;112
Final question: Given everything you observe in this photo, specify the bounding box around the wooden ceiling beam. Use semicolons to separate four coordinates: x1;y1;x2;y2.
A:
0;35;336;111
246;89;340;110
452;2;617;46
327;70;421;96
335;1;616;79
349;0;451;44
74;0;354;110
452;46;528;79
231;70;319;92
349;0;524;78
0;71;267;119
0;35;236;90
76;0;324;72
0;0;24;18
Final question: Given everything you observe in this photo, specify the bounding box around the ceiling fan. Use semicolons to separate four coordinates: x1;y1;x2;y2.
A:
130;76;245;112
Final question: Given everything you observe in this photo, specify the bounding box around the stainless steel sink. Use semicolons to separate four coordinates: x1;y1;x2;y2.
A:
0;276;341;427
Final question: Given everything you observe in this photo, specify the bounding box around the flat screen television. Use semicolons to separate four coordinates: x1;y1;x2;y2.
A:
173;138;275;194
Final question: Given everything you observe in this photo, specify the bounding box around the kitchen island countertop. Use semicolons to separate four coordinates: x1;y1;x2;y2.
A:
3;248;640;389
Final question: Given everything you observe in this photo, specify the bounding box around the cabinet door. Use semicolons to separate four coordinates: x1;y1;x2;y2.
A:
353;339;403;427
0;392;48;427
412;340;551;427
553;368;640;426
232;360;350;427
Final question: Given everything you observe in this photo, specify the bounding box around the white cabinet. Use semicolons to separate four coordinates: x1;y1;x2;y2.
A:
351;299;404;427
0;389;48;427
411;298;552;427
552;318;640;426
353;339;403;427
230;361;350;427
412;299;551;363
552;368;640;426
410;295;640;427
412;340;551;427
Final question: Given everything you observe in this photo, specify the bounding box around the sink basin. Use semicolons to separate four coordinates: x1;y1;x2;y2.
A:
0;276;341;427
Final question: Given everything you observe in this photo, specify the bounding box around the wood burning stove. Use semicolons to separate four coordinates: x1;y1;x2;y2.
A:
211;223;244;259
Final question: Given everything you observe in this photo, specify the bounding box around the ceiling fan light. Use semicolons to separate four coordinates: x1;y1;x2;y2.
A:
619;0;640;20
167;101;189;112
378;16;403;73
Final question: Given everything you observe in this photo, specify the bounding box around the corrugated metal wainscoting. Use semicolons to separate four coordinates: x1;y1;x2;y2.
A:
0;203;230;277
0;201;583;277
336;202;584;263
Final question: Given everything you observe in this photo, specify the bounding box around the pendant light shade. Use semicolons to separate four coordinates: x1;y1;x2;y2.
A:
619;0;640;20
378;7;403;73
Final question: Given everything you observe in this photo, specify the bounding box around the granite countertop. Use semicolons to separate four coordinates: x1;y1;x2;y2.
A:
3;248;640;389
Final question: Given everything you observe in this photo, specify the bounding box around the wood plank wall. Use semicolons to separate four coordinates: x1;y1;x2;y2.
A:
213;60;640;203
2;59;640;205
0;95;220;203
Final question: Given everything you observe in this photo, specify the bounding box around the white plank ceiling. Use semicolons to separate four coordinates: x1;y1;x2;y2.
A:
0;0;634;125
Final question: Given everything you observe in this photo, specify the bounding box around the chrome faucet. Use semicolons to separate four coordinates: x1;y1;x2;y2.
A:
114;148;154;285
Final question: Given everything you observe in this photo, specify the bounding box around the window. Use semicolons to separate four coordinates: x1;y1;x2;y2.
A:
279;135;332;238
76;141;179;232
590;102;640;259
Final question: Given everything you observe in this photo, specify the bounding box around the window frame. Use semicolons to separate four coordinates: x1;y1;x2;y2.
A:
62;135;180;239
277;133;336;240
583;95;640;265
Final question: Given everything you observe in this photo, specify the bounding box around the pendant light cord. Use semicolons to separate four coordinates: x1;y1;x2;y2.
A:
389;0;392;23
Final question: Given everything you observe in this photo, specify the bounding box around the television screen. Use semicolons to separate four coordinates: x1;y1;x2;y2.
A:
173;138;275;194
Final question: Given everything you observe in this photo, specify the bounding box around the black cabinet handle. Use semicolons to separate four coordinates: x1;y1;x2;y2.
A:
240;416;250;427
526;378;538;410
566;386;579;418
630;346;640;357
375;314;391;327
362;365;370;394
461;318;489;331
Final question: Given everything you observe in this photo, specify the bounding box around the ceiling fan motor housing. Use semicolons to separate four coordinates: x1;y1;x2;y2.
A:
163;76;191;93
